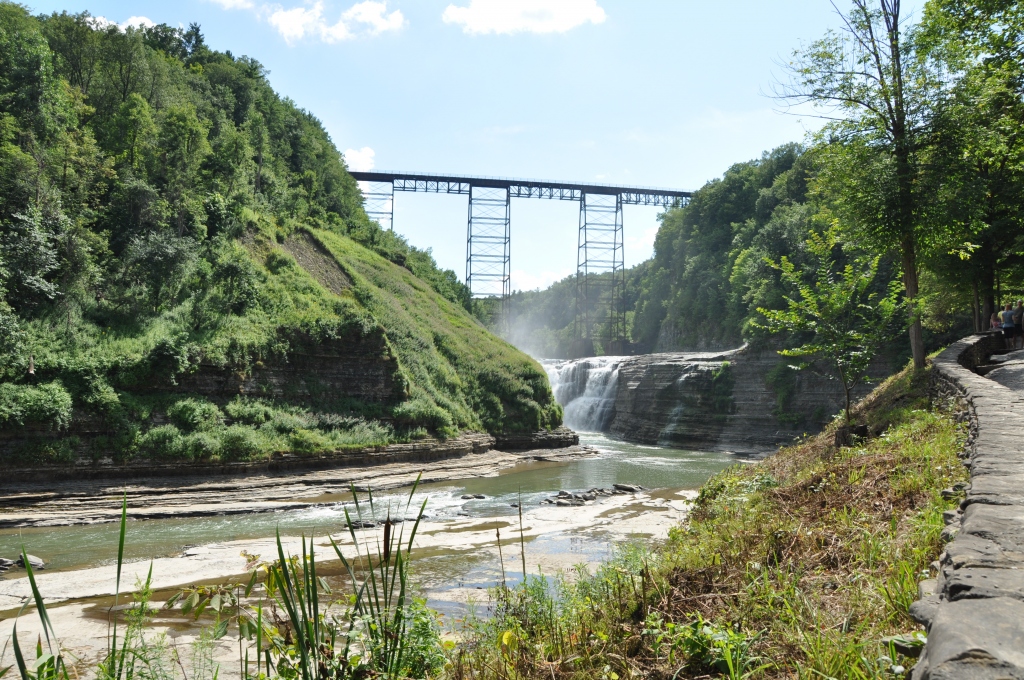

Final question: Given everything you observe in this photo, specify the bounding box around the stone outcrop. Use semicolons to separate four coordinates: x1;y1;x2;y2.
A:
170;330;406;403
912;332;1024;679
606;345;882;453
493;427;578;451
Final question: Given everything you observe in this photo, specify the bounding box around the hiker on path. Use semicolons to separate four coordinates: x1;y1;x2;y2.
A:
1013;301;1024;350
1002;303;1016;349
992;312;1002;330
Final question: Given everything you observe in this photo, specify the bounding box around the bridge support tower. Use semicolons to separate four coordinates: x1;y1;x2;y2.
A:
573;193;625;357
465;186;511;324
360;181;394;231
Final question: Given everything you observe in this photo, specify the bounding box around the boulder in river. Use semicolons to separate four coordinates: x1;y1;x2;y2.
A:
473;494;486;499
461;495;474;500
346;520;377;529
17;554;44;569
613;483;642;493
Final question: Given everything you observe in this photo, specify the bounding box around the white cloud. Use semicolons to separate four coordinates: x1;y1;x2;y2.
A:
91;15;156;30
625;225;658;258
216;0;403;44
268;2;351;43
343;1;404;35
122;15;156;29
443;0;606;35
209;0;255;9
344;146;376;171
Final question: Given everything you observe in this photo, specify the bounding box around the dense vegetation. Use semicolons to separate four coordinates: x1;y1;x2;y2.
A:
0;3;559;465
506;0;1024;363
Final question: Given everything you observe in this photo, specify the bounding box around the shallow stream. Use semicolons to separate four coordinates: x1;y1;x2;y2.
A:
0;434;742;576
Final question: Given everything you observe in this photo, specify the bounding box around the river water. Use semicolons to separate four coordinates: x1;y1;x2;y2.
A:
0;358;748;607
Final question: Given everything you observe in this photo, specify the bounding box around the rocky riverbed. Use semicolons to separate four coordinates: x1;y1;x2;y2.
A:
0;439;590;529
0;484;698;679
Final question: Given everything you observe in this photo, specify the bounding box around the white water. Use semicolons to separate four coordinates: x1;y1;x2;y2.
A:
543;357;625;432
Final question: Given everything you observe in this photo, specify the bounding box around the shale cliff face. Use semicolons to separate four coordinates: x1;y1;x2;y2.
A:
170;331;405;404
548;345;884;453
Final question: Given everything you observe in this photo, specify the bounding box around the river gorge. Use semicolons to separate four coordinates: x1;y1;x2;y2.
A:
0;353;764;670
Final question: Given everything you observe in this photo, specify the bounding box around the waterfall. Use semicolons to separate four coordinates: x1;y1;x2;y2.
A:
543;357;624;432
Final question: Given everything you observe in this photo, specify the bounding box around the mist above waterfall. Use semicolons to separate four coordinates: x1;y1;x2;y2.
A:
543;357;624;432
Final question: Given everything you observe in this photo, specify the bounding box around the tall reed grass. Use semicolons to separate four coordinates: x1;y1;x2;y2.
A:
3;475;444;680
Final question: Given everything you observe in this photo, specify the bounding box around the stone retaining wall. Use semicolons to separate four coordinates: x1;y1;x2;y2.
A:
912;333;1024;678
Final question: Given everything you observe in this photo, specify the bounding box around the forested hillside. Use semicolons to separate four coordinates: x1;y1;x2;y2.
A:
0;3;560;466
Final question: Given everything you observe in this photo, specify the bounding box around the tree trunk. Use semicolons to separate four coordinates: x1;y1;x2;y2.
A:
973;280;981;333
902;237;925;369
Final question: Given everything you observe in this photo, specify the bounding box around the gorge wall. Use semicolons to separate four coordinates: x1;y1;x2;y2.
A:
546;345;884;453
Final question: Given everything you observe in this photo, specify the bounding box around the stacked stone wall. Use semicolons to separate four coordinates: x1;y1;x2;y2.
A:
912;333;1024;678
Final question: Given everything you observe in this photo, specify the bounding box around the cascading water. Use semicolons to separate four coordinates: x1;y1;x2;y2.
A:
543;357;624;432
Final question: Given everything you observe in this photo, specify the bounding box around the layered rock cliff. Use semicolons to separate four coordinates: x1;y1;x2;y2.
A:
548;345;886;453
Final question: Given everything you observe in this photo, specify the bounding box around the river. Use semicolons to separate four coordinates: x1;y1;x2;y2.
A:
0;358;751;615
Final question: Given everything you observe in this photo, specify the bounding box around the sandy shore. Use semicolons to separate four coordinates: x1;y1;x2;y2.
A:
0;487;696;678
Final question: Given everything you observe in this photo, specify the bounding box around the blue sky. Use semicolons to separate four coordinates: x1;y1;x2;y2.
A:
27;0;918;291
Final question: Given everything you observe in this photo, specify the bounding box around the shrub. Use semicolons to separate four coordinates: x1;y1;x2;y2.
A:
263;411;308;434
289;428;333;454
392;397;454;432
167;398;224;432
12;436;80;466
138;424;186;460
224;397;277;425
0;381;73;430
218;424;267;461
183;432;221;460
89;427;140;463
315;412;363;431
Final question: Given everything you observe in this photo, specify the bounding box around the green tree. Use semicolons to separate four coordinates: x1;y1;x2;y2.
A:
779;0;935;369
156;103;210;238
756;226;902;423
41;10;100;95
918;0;1024;329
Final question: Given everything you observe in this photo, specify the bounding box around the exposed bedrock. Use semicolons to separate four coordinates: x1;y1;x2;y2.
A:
546;345;885;453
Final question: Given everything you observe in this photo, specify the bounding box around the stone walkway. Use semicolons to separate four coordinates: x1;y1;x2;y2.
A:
913;335;1024;679
982;347;1024;390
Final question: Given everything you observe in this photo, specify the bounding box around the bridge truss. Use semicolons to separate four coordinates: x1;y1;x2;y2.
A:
350;171;691;355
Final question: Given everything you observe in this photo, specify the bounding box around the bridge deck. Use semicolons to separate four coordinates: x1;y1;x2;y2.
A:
350;171;690;207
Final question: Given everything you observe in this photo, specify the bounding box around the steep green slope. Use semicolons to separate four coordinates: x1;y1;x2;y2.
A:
0;4;559;466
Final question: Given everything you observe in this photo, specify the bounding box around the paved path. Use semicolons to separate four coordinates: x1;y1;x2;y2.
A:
913;336;1024;679
982;348;1024;392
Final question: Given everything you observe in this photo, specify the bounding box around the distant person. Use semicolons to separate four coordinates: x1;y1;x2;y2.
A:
1014;301;1024;349
992;312;1002;330
1002;303;1016;349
